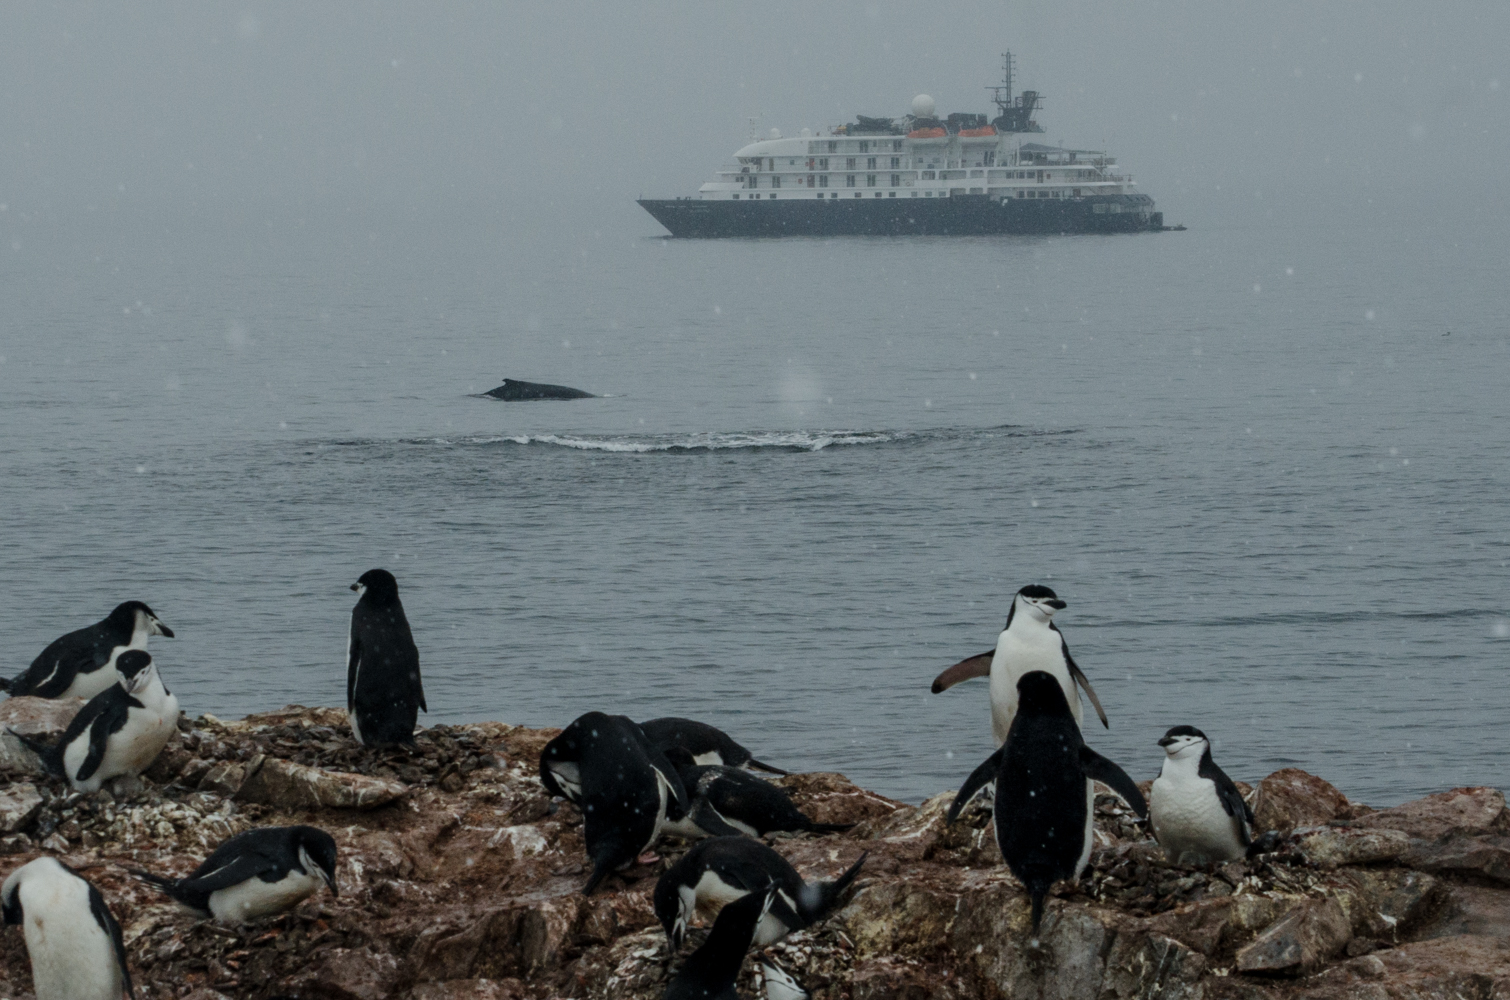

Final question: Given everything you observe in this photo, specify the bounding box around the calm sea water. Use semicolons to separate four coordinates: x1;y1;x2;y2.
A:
2;208;1506;806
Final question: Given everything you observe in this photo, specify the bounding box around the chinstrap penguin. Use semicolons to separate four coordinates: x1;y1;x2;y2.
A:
132;825;339;923
1150;726;1254;865
3;856;135;1000
641;717;787;774
10;650;179;793
2;600;174;700
654;836;866;951
931;585;1108;747
948;671;1145;936
539;711;689;895
347;569;427;746
658;747;854;840
663;883;776;1000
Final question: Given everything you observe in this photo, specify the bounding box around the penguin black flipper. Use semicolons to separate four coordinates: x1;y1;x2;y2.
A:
947;746;1005;823
1078;746;1148;818
77;694;135;784
687;797;746;838
1056;634;1109;729
87;880;136;1000
1198;749;1254;844
138;853;279;914
930;651;994;694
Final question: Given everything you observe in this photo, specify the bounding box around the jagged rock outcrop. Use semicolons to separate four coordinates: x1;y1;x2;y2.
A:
1;703;1508;999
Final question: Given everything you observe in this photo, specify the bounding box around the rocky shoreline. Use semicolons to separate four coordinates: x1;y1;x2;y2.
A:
2;700;1508;1000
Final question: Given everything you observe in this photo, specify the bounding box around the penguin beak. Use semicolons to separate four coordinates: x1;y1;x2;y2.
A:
323;867;339;897
1046;599;1067;611
350;583;360;593
1157;736;1176;747
153;619;175;638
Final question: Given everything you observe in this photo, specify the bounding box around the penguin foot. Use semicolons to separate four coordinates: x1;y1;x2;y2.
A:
636;851;661;865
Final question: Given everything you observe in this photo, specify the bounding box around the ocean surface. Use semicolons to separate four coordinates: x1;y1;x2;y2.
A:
1;208;1506;806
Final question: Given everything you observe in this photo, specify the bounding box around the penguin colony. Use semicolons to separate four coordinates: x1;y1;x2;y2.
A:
1;578;1264;998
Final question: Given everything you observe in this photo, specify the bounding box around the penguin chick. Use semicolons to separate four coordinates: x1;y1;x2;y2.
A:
539;712;689;895
2;856;135;1000
657;747;854;840
347;569;427;746
948;671;1145;935
654;836;867;951
930;585;1108;746
132;825;339;923
3;600;173;699
1150;726;1253;865
641;717;788;774
664;883;777;1000
10;650;179;793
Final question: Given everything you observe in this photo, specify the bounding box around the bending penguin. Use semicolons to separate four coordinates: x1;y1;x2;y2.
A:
2;600;174;699
658;747;854;840
947;671;1146;937
10;650;179;793
640;717;787;774
931;584;1108;746
654;836;866;951
1149;726;1254;864
539;711;689;895
132;825;339;923
347;569;427;746
3;856;134;1000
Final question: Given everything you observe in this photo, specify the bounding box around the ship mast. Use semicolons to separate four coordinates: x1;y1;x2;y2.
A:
987;50;1043;133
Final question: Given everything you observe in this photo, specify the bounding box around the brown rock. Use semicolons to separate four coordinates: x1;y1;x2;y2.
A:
839;881;958;959
951;882;1115;999
197;761;247;797
236;755;407;810
777;771;909;827
410;980;531;1000
0;695;83;774
1298;934;1510;998
1294;826;1409;869
1350;786;1507;841
280;946;399;999
143;736;190;783
0;782;43;833
1234;896;1352;976
1101;933;1206;999
1250;768;1351;835
1401;833;1510;885
237;704;350;730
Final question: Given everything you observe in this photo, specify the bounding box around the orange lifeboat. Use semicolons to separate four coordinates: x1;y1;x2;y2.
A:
958;125;997;137
907;127;947;139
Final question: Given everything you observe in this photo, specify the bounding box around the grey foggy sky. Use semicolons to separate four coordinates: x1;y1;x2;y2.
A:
1;2;1506;231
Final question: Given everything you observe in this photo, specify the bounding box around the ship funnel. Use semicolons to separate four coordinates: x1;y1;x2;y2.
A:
911;94;936;118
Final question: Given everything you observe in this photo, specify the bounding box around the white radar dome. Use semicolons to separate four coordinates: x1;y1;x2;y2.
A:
769;127;782;139
911;94;936;119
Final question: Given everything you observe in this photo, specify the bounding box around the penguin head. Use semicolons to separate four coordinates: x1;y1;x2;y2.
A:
116;650;157;693
112;600;175;638
293;826;340;897
351;569;399;599
1010;585;1067;626
1157;726;1209;760
660;746;699;780
1014;670;1072;716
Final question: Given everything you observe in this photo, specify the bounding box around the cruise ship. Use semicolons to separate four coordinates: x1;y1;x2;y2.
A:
639;54;1165;238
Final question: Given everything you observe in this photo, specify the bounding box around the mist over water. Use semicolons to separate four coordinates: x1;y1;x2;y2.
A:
3;214;1505;805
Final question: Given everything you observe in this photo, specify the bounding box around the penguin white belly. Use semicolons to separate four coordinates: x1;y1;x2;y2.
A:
59;660;122;701
110;687;179;776
1150;774;1246;864
989;630;1081;746
208;869;324;923
19;880;123;1000
346;628;364;745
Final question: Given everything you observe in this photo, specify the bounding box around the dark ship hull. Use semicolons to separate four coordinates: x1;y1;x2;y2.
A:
639;193;1161;238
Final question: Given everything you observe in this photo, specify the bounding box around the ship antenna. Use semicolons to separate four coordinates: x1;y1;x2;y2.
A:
987;51;1015;114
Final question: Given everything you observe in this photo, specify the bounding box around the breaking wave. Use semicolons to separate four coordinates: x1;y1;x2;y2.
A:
384;425;1074;454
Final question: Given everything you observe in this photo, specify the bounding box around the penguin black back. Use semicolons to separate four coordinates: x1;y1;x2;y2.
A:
949;671;1145;934
4;600;173;699
540;712;689;895
347;569;426;746
640;717;787;774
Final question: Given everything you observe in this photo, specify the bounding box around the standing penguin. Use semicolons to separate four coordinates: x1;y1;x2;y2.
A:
2;856;134;1000
948;671;1145;936
1150;726;1254;864
132;825;339;923
347;569;426;746
931;585;1108;746
2;600;174;700
10;650;179;793
539;711;690;895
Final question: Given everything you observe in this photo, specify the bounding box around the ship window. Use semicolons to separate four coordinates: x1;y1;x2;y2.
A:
890;157;900;169
866;174;876;186
867;157;876;169
888;191;896;197
854;192;862;198
772;175;781;188
911;191;918;197
818;175;828;187
828;140;838;153
732;194;739;199
890;173;900;186
925;191;933;197
859;141;869;153
747;176;757;188
768;158;775;170
770;193;777;199
846;175;856;187
846;157;856;169
875;192;882;197
893;140;903;151
1072;188;1081;197
807;175;815;187
818;157;829;170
